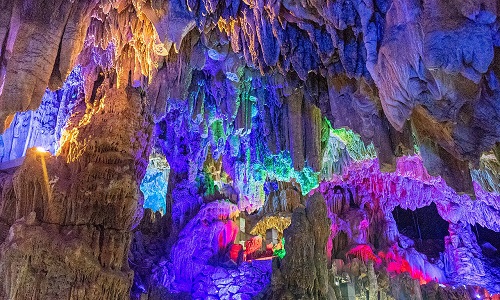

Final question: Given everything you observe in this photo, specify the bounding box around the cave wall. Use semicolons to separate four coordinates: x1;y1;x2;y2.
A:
0;0;499;299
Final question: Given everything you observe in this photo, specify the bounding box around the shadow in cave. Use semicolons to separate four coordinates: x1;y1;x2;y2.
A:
332;230;348;259
392;203;448;260
472;224;500;258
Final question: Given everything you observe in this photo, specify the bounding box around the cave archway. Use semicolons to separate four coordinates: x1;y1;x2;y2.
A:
392;203;449;259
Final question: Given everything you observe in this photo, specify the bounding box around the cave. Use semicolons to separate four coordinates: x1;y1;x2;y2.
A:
0;0;500;299
473;224;500;258
392;203;448;259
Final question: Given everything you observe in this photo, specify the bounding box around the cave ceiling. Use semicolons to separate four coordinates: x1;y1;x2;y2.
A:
0;0;500;299
1;0;499;194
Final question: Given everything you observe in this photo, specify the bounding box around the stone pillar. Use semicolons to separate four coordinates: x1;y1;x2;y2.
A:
268;192;330;299
367;260;378;300
0;84;153;299
287;89;305;171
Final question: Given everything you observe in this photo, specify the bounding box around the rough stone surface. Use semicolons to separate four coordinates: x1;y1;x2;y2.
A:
0;80;153;299
266;193;330;299
0;0;499;299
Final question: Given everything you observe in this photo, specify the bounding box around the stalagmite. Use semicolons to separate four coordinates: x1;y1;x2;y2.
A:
0;0;499;299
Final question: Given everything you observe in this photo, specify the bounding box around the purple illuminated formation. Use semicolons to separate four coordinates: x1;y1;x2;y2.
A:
150;200;272;299
318;156;500;292
0;66;83;160
0;0;499;299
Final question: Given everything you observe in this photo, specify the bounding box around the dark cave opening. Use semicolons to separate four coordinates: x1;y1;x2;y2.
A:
392;203;448;259
473;224;500;258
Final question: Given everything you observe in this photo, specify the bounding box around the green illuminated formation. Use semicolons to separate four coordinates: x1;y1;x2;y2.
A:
252;151;319;195
330;126;376;161
211;119;226;144
320;118;352;179
201;168;217;197
320;118;376;180
273;238;286;259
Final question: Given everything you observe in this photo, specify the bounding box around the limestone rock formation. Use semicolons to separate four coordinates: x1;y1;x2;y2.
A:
0;80;153;299
0;0;499;299
268;193;330;299
0;0;98;128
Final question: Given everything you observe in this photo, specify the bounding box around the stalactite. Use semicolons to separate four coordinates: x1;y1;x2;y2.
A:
0;0;499;299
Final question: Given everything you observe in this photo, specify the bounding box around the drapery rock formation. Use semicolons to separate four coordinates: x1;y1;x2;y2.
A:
0;0;499;299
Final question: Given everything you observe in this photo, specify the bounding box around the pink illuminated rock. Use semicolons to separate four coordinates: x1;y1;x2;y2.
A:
320;156;500;232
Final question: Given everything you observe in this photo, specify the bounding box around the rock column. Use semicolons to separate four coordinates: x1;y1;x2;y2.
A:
0;83;153;299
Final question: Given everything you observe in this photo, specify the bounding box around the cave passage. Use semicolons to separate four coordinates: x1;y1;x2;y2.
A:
392;203;448;258
473;224;500;258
